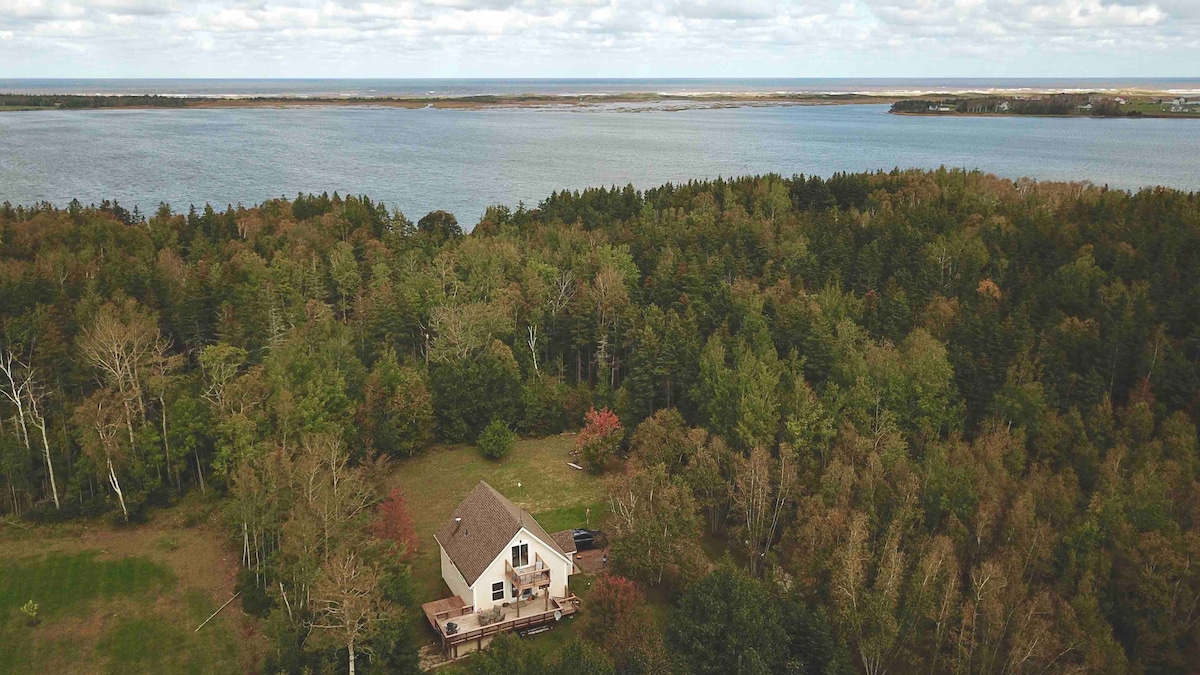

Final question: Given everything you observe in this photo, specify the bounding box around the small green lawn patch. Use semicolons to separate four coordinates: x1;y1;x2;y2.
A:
96;612;242;675
531;502;604;534
0;551;183;673
97;617;183;672
0;551;176;618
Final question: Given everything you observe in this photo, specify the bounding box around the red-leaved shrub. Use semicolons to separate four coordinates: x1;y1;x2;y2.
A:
575;407;623;473
373;487;417;560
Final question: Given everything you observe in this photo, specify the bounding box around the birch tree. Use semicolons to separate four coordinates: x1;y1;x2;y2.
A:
78;299;160;448
607;463;704;588
75;390;131;522
308;551;384;675
149;338;182;491
732;445;796;576
0;349;59;509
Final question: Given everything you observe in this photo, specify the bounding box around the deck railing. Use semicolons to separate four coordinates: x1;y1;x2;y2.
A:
433;604;474;624
440;595;580;649
505;552;551;589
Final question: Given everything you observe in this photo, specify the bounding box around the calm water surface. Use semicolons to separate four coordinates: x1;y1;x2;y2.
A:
5;77;1200;97
2;104;1198;223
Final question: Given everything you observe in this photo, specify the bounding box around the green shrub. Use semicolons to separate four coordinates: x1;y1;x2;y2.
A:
521;376;569;435
235;569;273;618
477;419;516;460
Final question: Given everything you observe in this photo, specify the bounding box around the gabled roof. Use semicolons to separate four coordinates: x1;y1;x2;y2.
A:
434;481;569;586
551;530;577;555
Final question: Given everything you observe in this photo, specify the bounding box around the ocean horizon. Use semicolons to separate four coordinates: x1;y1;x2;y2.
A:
5;77;1200;98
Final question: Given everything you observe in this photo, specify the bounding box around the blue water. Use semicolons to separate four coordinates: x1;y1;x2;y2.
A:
4;77;1200;98
1;103;1198;224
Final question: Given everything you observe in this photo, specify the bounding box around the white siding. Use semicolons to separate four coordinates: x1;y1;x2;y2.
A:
439;543;473;608
469;528;573;612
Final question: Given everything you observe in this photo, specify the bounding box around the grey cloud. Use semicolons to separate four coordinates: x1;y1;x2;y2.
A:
1;0;1198;76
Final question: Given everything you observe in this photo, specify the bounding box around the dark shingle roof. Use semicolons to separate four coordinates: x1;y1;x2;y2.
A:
434;481;569;586
551;530;577;555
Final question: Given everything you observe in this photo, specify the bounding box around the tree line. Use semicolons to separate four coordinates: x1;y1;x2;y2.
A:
1;168;1198;672
0;93;189;110
891;95;1144;117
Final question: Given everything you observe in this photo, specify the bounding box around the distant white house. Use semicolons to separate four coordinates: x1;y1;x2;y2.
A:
998;101;1011;112
1114;97;1126;105
422;482;579;658
1173;97;1188;105
1077;103;1093;111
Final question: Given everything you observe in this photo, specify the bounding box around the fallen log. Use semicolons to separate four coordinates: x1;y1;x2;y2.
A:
195;592;241;632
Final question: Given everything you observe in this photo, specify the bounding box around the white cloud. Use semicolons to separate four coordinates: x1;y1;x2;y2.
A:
0;0;1196;77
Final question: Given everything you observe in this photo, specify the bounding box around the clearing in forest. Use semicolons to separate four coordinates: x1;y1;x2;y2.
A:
0;508;260;674
388;434;606;604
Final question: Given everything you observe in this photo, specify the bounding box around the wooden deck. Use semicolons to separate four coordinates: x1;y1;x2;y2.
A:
422;594;581;658
421;596;468;630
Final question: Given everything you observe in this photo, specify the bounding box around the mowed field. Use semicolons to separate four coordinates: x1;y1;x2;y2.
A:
0;500;259;674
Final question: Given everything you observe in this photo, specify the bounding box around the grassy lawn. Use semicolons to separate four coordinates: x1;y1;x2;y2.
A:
390;433;607;605
0;551;175;614
0;505;259;674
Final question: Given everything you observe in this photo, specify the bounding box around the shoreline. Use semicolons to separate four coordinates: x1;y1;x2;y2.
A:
0;91;904;112
3;90;1197;119
4;88;1186;113
890;110;1198;120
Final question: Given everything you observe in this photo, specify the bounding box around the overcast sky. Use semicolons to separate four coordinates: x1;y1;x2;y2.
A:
1;0;1197;78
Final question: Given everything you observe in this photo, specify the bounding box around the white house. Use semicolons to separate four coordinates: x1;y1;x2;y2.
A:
423;481;579;657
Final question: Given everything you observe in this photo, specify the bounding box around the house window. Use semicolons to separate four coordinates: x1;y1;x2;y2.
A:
511;543;529;568
491;582;504;601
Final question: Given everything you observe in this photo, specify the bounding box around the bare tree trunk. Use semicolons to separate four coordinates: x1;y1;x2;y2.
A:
2;353;60;510
121;398;138;460
194;446;206;493
107;455;128;522
31;411;60;509
0;351;32;459
348;641;356;675
159;393;176;493
527;325;540;377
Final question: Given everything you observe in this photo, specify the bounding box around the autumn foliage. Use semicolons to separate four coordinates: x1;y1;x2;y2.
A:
372;488;417;561
582;574;645;640
582;574;670;672
575;406;623;473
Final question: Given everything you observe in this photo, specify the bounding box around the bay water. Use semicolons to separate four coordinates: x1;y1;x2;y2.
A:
2;102;1198;224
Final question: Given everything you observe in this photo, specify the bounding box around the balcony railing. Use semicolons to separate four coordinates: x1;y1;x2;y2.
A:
506;552;551;589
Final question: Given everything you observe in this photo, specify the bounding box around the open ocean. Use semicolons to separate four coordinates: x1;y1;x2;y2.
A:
4;77;1200;98
2;79;1199;223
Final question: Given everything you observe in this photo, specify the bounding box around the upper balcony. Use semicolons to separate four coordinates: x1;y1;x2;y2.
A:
506;552;551;590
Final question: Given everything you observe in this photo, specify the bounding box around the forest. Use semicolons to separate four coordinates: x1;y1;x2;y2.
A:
1;169;1199;673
